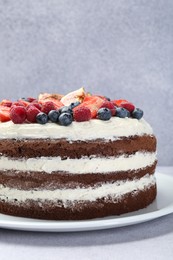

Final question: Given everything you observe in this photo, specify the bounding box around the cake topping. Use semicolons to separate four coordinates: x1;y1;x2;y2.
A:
0;87;144;125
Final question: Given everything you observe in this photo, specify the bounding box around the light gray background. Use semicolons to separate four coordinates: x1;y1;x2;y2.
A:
0;0;172;165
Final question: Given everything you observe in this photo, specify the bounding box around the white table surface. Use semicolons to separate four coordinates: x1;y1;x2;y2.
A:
0;166;173;260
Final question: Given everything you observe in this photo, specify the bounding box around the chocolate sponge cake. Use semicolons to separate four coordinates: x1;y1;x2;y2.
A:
0;89;157;220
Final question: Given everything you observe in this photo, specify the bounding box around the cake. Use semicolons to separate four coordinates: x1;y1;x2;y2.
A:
0;88;157;220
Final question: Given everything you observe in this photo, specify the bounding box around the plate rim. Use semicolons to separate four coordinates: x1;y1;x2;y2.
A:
0;171;173;232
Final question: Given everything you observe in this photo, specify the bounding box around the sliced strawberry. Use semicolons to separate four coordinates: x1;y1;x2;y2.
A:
74;96;104;118
0;99;13;107
112;99;128;107
120;102;135;113
0;106;11;122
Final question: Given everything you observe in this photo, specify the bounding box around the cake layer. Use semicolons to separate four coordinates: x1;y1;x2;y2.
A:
0;118;153;141
0;183;157;220
0;174;155;203
0;135;156;158
0;152;157;174
0;162;156;189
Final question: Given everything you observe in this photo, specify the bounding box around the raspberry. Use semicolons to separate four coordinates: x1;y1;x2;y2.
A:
10;106;27;124
100;101;116;116
120;102;135;113
27;102;42;111
41;101;56;114
26;106;40;123
74;107;91;122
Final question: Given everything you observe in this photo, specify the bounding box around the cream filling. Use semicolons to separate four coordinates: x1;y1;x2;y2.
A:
0;117;153;140
0;174;156;204
0;152;156;174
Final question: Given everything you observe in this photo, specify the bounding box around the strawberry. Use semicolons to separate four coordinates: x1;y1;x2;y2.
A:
41;101;56;114
74;107;91;122
10;106;27;124
100;101;116;116
120;102;135;113
112;99;128;107
74;96;104;118
0;106;11;122
0;99;13;107
26;106;40;123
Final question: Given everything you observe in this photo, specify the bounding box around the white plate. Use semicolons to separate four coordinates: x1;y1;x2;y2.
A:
0;172;173;232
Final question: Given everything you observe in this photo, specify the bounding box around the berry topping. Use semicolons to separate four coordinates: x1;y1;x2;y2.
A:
48;110;60;122
74;107;91;122
41;101;56;114
97;108;112;121
58;112;73;126
116;107;130;118
0;88;145;125
10;106;27;124
36;112;48;124
100;101;116;116
120;102;135;113
131;108;143;119
26;106;40;123
113;99;128;107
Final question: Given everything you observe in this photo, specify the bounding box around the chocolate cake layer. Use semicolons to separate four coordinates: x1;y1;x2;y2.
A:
0;184;156;220
0;162;157;189
0;135;156;158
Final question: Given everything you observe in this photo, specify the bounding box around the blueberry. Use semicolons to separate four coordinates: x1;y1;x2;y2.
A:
48;110;60;122
131;108;143;120
116;107;129;118
70;101;81;109
58;112;73;126
36;112;48;124
97;108;112;121
59;106;73;115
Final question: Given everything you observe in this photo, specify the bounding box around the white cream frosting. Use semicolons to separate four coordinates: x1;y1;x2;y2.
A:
0;152;156;174
0;174;156;204
0;117;153;141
